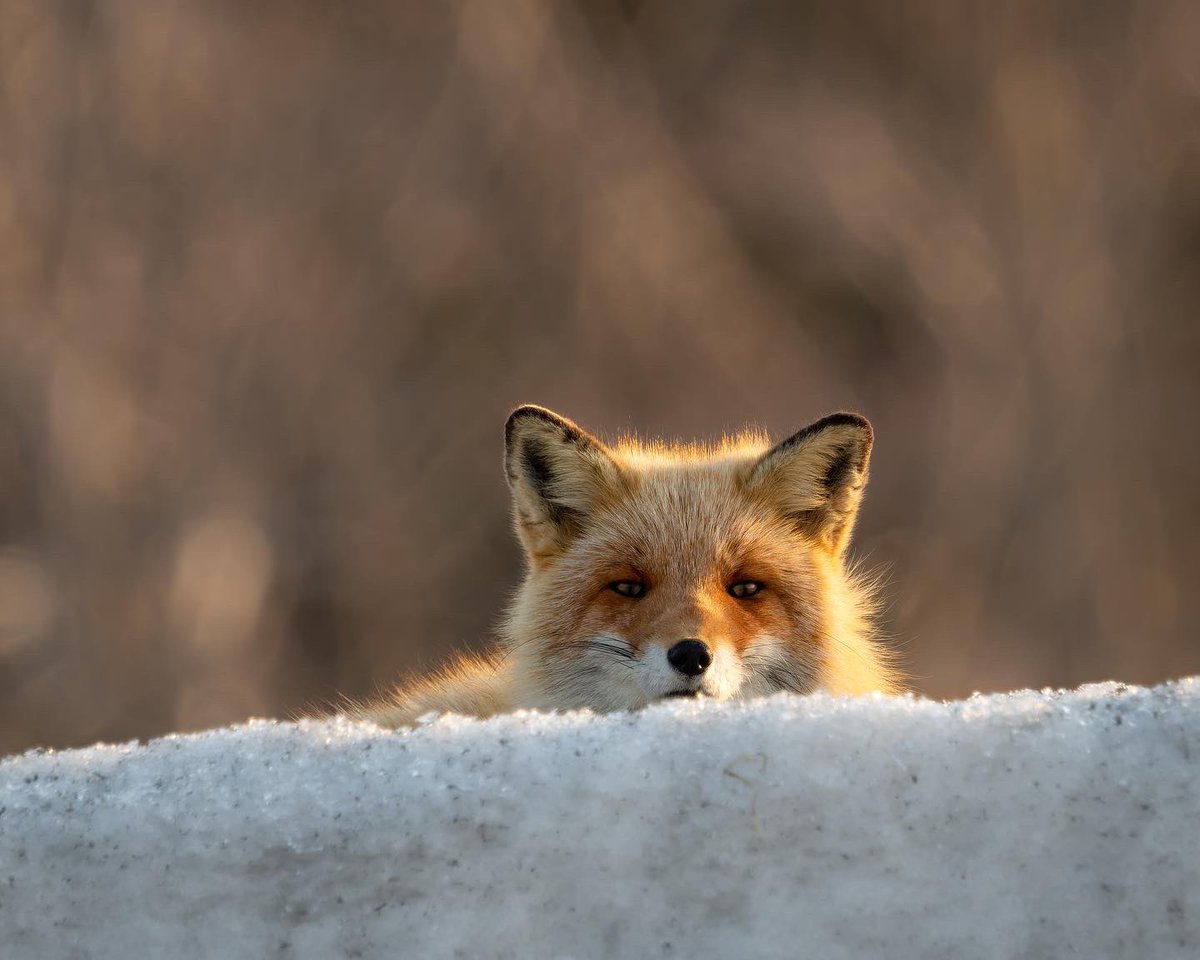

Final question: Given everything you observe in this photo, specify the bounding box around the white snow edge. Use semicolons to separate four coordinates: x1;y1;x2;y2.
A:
2;680;1199;960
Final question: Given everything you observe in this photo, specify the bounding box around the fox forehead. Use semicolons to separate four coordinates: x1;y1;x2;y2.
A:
566;453;812;581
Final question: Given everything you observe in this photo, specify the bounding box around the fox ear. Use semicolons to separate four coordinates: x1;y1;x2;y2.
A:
504;405;623;565
746;413;873;555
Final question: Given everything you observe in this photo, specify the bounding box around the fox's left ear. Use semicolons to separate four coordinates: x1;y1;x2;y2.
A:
746;413;873;555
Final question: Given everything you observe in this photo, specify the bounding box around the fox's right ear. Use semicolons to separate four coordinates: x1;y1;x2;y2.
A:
504;405;623;566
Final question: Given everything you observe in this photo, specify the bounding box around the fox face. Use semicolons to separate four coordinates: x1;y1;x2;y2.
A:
501;406;896;712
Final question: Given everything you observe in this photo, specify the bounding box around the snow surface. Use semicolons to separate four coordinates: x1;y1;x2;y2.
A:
2;680;1198;960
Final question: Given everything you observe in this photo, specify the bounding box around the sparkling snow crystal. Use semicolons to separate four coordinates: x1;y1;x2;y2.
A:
2;680;1198;959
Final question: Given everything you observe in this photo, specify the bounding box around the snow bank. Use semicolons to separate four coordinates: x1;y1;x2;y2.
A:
2;681;1198;960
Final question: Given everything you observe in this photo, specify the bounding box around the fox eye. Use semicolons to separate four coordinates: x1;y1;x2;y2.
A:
609;580;647;599
728;580;763;599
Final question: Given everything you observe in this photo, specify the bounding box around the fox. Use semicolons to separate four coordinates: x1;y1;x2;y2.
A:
354;405;900;727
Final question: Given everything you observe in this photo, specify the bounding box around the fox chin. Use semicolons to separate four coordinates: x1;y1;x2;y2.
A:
351;405;901;727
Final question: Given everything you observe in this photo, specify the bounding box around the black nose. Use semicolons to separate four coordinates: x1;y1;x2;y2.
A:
667;639;712;677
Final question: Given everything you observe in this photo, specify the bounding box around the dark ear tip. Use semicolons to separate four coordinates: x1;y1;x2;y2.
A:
505;404;565;445
505;405;596;459
815;412;872;441
785;411;873;451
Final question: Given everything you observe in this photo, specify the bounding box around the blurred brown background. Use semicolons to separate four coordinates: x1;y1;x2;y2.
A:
2;0;1198;754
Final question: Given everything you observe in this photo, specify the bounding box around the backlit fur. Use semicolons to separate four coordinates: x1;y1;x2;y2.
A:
355;406;901;726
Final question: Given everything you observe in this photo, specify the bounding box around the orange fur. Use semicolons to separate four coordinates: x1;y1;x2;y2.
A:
352;406;900;726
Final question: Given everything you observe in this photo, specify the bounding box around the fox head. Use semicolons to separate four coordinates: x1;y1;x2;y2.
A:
501;405;898;711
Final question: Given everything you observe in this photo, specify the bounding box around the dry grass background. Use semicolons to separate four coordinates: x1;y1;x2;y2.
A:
1;0;1198;753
